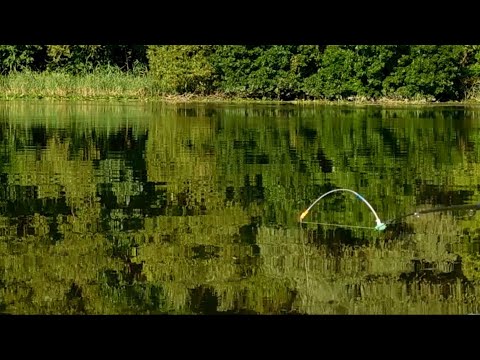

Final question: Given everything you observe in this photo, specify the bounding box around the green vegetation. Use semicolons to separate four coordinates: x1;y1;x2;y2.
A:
2;45;480;102
0;67;154;100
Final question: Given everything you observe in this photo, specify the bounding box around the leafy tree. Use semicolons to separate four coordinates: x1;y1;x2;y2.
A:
46;45;148;74
383;45;465;101
303;45;408;100
247;45;298;99
0;45;47;74
303;45;361;100
209;45;263;97
46;45;107;74
352;45;408;98
459;45;480;99
210;45;324;100
147;45;216;94
103;45;148;72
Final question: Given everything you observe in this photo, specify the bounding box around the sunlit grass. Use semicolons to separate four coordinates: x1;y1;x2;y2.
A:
0;67;158;101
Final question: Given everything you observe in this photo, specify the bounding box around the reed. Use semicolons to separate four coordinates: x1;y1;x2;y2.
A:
0;67;158;101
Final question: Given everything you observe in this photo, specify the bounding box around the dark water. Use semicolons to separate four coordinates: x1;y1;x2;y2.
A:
1;100;480;314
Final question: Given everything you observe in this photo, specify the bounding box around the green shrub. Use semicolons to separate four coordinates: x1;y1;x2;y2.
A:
211;45;323;100
383;45;465;101
303;45;408;100
147;45;216;95
303;46;361;100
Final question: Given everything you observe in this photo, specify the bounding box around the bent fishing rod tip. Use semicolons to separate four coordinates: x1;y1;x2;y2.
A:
300;189;387;231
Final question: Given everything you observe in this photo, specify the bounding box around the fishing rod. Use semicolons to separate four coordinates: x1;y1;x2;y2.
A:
384;202;480;225
300;188;480;232
299;188;387;231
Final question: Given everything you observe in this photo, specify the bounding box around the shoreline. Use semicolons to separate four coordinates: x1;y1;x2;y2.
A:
2;70;479;106
1;94;480;107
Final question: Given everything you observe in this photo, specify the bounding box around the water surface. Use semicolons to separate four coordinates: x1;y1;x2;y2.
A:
1;101;480;314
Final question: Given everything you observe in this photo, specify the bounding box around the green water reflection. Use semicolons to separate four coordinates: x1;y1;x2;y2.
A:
1;101;480;314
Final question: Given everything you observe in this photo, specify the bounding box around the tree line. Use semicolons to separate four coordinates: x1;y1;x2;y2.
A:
2;45;480;101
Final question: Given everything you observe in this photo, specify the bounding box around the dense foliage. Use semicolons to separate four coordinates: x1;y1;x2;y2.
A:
2;45;480;101
0;45;147;75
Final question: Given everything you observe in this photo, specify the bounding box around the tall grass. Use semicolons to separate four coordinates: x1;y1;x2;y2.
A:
0;65;160;100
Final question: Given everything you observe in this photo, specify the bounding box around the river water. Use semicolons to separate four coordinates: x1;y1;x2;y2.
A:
1;100;480;314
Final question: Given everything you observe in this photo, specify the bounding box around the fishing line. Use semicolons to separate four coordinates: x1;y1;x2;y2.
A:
299;224;311;311
300;221;377;230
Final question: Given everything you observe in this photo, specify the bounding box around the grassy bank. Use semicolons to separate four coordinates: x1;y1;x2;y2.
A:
0;69;158;101
2;70;480;105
